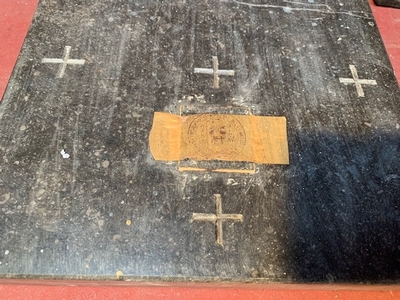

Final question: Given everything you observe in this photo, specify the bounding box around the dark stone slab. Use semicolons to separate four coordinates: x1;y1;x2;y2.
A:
0;0;400;283
374;0;400;8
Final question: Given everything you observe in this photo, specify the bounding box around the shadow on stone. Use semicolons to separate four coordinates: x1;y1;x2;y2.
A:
286;131;400;283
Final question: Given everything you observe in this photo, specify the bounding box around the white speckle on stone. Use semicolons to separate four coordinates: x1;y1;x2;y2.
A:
108;17;114;22
283;7;292;13
0;193;10;205
203;174;212;182
4;250;9;255
131;112;142;118
36;189;46;197
227;178;239;186
87;19;95;27
20;125;27;131
40;249;44;253
60;149;70;159
102;160;110;168
312;22;318;27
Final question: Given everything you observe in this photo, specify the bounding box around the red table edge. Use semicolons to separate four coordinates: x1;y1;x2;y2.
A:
0;0;39;101
369;0;400;86
1;281;400;300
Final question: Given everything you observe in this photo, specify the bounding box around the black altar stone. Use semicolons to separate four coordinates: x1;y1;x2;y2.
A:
0;0;399;283
374;0;400;8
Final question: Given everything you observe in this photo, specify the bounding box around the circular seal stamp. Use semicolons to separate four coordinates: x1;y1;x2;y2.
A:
187;114;246;159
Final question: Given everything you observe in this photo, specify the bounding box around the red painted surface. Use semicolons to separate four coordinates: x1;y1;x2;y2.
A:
0;281;400;300
0;0;38;101
369;0;400;85
0;0;400;298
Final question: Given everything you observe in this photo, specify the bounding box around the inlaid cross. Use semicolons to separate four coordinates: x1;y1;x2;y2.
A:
41;46;85;78
339;65;377;97
194;56;235;89
191;194;243;246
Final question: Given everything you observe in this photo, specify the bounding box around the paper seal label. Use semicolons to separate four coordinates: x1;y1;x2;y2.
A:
149;112;289;165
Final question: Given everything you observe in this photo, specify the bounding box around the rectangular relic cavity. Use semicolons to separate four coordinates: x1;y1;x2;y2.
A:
149;112;289;164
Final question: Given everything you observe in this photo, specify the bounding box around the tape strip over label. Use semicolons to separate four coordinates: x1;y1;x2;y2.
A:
149;112;289;164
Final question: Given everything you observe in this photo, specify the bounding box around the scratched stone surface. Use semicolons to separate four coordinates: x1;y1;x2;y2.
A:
0;0;400;283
